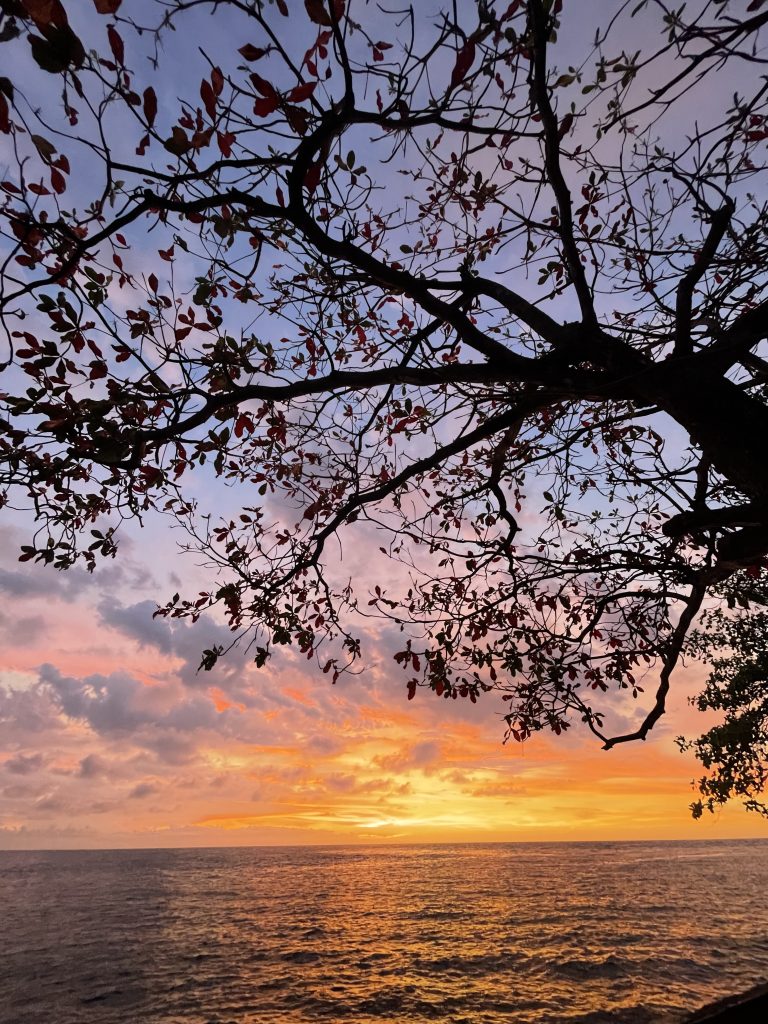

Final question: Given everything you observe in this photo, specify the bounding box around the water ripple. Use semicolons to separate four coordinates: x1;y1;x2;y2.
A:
1;840;767;1023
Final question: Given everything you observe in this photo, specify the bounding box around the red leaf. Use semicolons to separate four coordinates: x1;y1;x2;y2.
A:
250;74;278;99
140;465;163;486
163;126;190;155
148;272;158;291
211;66;224;96
450;39;476;88
407;680;417;700
253;95;279;117
239;43;267;61
107;25;124;65
0;94;9;135
200;79;217;119
93;0;122;12
50;167;66;193
217;131;235;156
234;413;254;438
304;162;321;193
142;87;157;128
276;0;288;13
305;0;331;24
285;105;309;135
21;0;68;29
501;0;522;18
287;81;316;102
305;0;344;24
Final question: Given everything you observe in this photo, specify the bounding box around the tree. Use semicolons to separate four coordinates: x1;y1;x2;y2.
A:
2;0;768;812
680;571;768;818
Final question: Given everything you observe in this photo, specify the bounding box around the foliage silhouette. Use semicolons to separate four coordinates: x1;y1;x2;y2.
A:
2;0;768;812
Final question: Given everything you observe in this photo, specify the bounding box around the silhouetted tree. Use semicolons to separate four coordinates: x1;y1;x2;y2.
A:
2;0;768;810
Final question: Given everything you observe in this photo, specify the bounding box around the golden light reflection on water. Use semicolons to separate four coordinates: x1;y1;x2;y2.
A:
7;842;766;1023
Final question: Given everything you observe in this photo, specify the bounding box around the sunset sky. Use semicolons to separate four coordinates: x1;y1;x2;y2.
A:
2;0;768;850
0;500;764;849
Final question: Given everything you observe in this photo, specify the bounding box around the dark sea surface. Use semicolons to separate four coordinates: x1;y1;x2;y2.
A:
1;841;767;1024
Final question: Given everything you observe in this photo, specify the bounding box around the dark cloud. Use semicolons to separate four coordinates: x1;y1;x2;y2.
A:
34;792;67;813
374;739;441;773
4;751;46;775
0;548;157;605
3;782;43;799
98;599;175;654
305;734;345;756
39;664;226;745
40;664;155;736
96;598;250;694
129;782;158;799
78;754;107;779
139;732;199;765
0;613;46;646
0;682;62;737
0;568;75;599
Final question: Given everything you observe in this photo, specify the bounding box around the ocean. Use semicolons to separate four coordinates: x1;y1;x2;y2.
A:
1;841;767;1024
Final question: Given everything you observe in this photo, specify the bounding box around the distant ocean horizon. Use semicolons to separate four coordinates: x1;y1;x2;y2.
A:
2;839;767;1023
3;835;767;851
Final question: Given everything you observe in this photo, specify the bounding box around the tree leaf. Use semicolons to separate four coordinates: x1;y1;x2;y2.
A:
107;24;124;65
29;25;85;73
250;73;278;100
163;127;191;155
287;81;316;102
21;0;69;29
304;0;344;25
450;38;476;88
200;79;217;119
143;86;157;127
253;95;279;117
239;44;267;61
305;0;331;25
31;134;56;161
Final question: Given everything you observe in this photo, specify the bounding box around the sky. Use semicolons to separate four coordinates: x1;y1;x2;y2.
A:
0;502;764;850
1;0;767;849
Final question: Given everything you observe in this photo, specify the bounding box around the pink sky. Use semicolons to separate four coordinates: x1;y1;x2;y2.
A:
0;510;764;849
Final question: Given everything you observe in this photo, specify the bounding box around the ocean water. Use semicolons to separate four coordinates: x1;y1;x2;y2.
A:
1;841;767;1024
